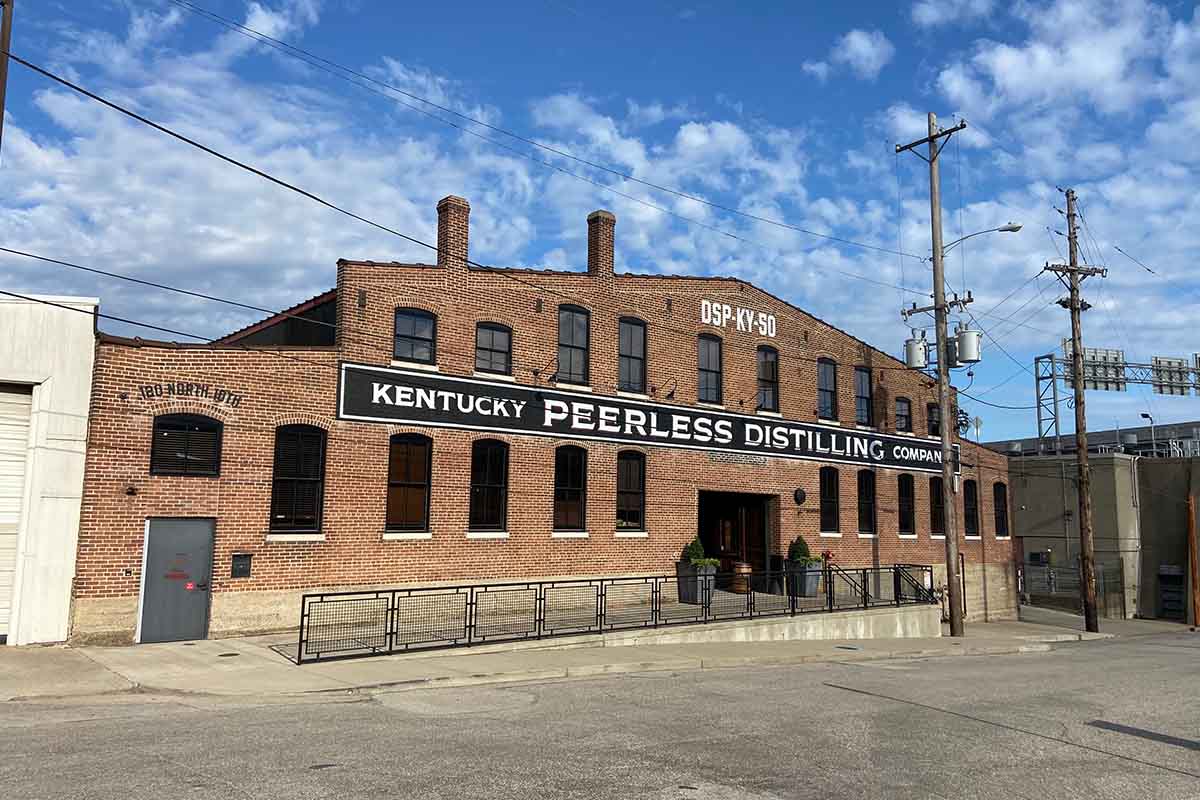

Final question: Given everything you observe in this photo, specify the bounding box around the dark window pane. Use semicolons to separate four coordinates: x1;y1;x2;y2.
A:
898;474;915;534
557;306;590;385
617;451;646;530
387;434;431;530
819;467;839;533
618;318;646;393
857;470;876;534
993;483;1010;537
757;347;779;412
818;359;837;420
896;398;912;432
394;308;436;364
475;323;512;375
964;480;980;536
855;368;873;426
698;336;722;404
927;403;941;436
270;425;326;532
469;440;508;529
149;414;223;476
930;476;945;535
553;446;587;530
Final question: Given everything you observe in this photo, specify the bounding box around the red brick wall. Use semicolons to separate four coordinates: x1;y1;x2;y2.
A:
72;201;1015;637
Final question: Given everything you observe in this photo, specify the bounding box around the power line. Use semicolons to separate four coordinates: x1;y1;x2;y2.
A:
957;390;1037;411
160;0;925;263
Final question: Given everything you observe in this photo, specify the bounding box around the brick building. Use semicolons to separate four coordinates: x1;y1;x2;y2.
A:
70;196;1017;644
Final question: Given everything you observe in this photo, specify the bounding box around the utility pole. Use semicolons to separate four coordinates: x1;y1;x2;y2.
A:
1044;188;1105;633
0;0;13;162
897;112;969;637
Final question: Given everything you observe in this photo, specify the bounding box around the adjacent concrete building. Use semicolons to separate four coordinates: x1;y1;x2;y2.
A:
0;295;98;645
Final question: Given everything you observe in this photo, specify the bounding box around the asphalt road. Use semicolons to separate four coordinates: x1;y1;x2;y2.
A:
4;631;1198;799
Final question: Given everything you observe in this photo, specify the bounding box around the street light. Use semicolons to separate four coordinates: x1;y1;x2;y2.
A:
941;223;1023;256
1140;412;1156;457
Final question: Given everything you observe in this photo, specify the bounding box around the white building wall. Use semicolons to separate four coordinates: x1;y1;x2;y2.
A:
0;296;98;645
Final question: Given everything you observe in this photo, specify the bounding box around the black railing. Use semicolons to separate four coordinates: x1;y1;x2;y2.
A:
295;564;937;664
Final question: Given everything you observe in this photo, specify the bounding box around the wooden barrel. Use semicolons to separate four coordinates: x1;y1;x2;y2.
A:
731;562;752;594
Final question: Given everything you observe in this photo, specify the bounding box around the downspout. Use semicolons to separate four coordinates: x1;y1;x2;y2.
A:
1131;455;1143;617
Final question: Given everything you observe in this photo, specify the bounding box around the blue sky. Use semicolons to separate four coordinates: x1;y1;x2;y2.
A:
3;0;1199;442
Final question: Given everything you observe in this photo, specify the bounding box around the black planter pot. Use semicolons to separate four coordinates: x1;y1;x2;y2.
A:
785;561;823;597
675;561;717;605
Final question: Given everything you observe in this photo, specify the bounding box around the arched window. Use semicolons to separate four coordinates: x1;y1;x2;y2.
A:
993;482;1010;538
963;479;980;537
270;425;327;532
618;317;647;394
386;434;432;531
616;451;646;530
554;445;588;530
475;322;512;375
697;334;723;404
930;476;945;536
557;304;590;385
150;413;223;476
757;346;779;412
898;473;915;535
855;367;873;426
857;470;877;534
469;439;509;530
817;358;837;420
895;397;912;433
819;466;839;533
394;307;437;364
927;403;941;437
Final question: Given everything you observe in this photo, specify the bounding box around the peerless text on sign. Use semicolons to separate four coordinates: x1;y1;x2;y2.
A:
338;363;954;473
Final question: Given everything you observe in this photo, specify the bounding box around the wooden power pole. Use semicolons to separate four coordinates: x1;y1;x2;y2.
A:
0;0;13;162
1045;189;1105;633
896;112;969;637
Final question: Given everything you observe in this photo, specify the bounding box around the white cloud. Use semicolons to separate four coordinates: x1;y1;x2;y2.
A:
801;61;830;82
912;0;996;28
831;29;896;80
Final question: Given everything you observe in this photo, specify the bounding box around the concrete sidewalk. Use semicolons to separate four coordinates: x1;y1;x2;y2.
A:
1017;603;1192;635
0;617;1118;703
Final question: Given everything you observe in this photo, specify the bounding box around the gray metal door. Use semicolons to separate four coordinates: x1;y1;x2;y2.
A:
140;518;214;643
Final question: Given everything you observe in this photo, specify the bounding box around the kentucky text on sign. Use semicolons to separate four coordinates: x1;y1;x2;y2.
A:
338;363;955;473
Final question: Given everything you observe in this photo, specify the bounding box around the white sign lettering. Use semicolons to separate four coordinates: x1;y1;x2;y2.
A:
701;300;777;338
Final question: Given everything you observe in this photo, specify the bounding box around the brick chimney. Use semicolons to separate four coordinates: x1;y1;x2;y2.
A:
436;195;470;268
587;210;616;277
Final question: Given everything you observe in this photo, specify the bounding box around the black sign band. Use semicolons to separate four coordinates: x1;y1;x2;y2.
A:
337;362;955;473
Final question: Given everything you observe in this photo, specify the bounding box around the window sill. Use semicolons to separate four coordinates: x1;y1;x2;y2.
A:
696;401;725;411
615;530;648;538
265;532;325;543
855;424;877;431
551;530;589;538
931;534;946;540
390;360;439;372
756;410;782;418
964;535;982;541
857;533;878;538
898;533;918;539
466;530;509;539
819;531;842;538
474;371;515;382
815;418;841;427
616;390;649;400
995;536;1012;541
383;530;432;541
895;430;916;437
554;383;592;393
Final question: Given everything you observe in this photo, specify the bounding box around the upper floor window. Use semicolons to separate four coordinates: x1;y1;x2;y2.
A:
553;445;587;531
898;474;915;535
616;451;646;531
857;470;877;534
394;307;436;364
757;346;779;412
270;424;327;532
819;466;839;533
557;305;590;385
895;398;912;433
469;439;508;530
855;367;873;426
618;317;647;394
963;479;980;537
697;334;723;404
475;322;512;376
386;433;432;531
993;482;1010;538
927;403;941;437
817;358;837;420
149;413;222;476
930;476;945;536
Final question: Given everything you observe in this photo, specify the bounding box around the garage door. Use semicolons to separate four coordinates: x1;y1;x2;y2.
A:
0;384;33;642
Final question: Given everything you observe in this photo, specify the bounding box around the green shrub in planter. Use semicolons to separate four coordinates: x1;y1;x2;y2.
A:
786;536;822;597
676;536;718;604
